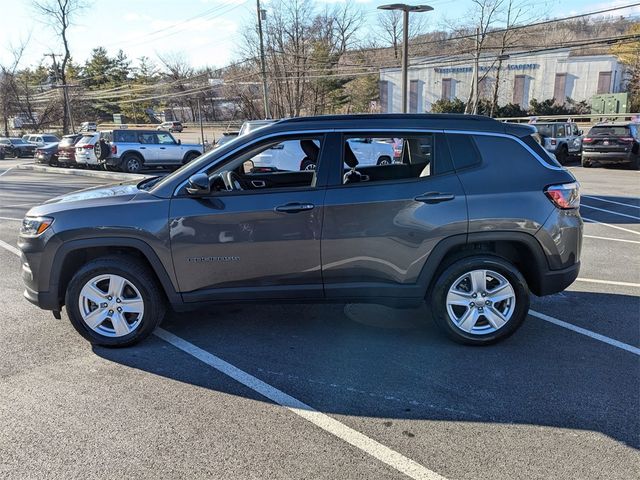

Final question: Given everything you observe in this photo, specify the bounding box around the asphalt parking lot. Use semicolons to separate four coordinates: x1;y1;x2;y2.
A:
0;158;638;479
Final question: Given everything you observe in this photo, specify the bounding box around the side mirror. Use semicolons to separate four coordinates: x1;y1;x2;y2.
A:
578;130;583;136
177;139;182;145
186;173;210;196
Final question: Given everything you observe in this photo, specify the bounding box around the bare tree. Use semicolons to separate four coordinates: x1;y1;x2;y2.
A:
33;0;85;133
377;9;428;59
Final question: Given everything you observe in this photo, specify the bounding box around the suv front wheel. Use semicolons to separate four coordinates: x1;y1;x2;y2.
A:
430;255;530;345
65;256;166;347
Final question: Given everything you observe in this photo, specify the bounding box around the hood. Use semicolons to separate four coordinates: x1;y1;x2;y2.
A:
45;181;143;205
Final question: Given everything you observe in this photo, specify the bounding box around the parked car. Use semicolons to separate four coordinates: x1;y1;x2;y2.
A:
74;132;101;168
581;122;639;169
533;122;582;165
55;134;83;166
0;137;37;157
26;134;60;147
0;144;4;159
238;119;274;136
156;121;183;133
18;114;582;348
214;131;239;149
95;129;203;173
79;122;97;132
35;143;60;166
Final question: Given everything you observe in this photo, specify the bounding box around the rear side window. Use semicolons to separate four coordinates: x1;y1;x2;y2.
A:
475;134;561;168
114;131;139;143
446;133;481;170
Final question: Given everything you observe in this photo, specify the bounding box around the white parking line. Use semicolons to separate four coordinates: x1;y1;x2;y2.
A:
0;239;20;256
583;217;640;236
584;234;640;245
581;204;640;221
576;278;640;288
582;195;640;209
0;216;22;221
154;328;447;480
0;168;13;178
529;310;640;356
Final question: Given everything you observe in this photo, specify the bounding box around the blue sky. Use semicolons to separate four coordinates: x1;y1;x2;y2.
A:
0;0;636;71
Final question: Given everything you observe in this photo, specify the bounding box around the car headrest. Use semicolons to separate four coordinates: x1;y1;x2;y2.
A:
300;139;319;161
344;142;359;169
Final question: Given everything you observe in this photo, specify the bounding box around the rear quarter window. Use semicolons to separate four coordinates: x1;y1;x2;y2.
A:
475;134;561;169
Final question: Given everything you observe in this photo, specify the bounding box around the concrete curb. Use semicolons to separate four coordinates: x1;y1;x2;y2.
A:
16;163;148;182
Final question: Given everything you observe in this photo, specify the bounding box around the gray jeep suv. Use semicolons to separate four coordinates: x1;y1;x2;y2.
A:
18;114;582;347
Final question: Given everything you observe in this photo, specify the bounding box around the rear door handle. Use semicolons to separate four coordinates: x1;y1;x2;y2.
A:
275;202;315;213
139;147;146;149
414;192;455;204
160;147;166;149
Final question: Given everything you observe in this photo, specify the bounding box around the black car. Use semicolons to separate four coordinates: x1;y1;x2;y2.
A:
0;137;37;158
35;142;60;166
581;123;639;169
18;114;582;348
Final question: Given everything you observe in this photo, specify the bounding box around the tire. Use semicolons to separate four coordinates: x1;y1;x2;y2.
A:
300;158;316;171
122;153;143;173
630;156;640;170
377;156;392;166
430;255;530;345
95;141;111;161
183;151;200;165
581;157;593;168
64;256;166;347
555;145;569;165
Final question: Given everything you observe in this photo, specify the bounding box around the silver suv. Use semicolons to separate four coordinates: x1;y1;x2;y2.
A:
534;122;583;164
95;129;202;173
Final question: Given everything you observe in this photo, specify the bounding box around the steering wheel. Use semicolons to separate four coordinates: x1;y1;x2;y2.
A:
222;170;247;191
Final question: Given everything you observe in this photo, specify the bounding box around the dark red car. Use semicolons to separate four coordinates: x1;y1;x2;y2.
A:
56;134;83;165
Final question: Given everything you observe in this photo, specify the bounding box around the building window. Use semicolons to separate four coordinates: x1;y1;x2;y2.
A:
478;77;493;100
597;71;612;94
442;78;452;100
409;80;421;113
379;81;389;113
513;75;526;106
553;73;567;104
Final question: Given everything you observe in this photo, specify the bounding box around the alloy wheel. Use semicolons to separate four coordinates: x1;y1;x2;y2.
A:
78;274;144;337
445;269;516;335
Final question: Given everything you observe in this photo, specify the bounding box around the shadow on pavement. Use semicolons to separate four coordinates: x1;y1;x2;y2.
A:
95;294;640;449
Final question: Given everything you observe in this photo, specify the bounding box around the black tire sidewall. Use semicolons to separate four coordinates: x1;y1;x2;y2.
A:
556;145;568;164
65;257;165;347
377;156;392;165
430;255;530;345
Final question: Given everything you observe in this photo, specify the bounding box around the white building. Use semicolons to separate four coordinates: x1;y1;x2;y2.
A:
379;49;627;113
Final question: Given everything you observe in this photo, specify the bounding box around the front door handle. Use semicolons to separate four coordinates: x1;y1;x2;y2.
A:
414;192;455;204
139;147;146;149
275;203;315;213
160;147;166;149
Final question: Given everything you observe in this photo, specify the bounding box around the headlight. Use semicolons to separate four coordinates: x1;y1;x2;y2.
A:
20;216;54;237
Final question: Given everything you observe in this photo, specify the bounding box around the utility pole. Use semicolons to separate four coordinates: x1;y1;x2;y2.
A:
472;27;480;115
197;99;205;150
256;0;270;119
378;4;433;113
46;53;75;132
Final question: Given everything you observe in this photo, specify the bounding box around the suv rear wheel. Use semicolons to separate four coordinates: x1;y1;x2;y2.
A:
65;256;166;347
430;256;530;345
122;153;143;173
555;144;569;165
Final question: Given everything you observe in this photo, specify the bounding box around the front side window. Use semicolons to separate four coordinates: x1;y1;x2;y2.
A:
556;124;566;137
137;132;157;144
339;134;444;185
195;135;325;194
156;132;175;144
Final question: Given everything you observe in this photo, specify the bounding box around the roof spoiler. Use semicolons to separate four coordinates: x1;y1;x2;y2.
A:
504;123;536;138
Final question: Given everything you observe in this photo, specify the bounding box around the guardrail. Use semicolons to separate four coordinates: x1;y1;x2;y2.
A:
96;121;244;131
496;113;639;125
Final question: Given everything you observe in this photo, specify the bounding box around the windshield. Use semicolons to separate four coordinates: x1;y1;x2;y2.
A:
78;135;95;144
588;126;631;136
43;135;59;142
60;137;78;146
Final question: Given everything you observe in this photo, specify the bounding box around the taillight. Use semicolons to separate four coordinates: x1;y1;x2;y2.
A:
84;144;94;149
550;139;557;145
619;137;634;143
582;137;593;143
111;145;117;154
545;182;580;209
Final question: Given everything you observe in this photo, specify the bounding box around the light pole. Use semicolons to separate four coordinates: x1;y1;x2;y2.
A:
256;0;270;119
378;4;433;113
